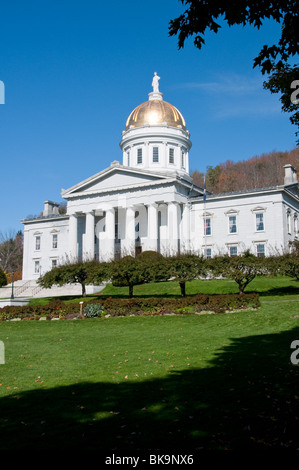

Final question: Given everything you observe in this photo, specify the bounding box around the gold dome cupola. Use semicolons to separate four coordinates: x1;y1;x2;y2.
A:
120;73;191;177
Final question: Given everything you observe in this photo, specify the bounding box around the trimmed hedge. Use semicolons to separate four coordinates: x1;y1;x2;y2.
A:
100;293;259;316
0;293;260;320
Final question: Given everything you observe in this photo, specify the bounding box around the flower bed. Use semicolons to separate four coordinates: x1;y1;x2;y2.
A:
0;293;260;320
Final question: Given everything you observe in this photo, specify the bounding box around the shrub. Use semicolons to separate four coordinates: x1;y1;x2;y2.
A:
100;293;259;317
201;293;260;313
0;293;260;321
83;303;104;318
0;269;7;287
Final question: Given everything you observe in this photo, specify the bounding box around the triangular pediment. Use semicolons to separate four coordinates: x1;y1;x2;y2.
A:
61;162;175;198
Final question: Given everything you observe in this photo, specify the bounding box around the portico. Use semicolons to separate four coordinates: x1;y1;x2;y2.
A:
66;198;194;263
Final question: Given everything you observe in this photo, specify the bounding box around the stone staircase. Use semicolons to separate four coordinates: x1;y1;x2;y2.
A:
0;280;105;299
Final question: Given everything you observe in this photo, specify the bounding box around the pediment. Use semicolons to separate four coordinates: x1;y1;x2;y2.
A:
251;206;266;213
61;162;173;198
225;208;239;215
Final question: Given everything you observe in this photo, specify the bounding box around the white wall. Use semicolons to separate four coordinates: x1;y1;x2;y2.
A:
191;189;297;256
22;186;299;280
22;216;69;280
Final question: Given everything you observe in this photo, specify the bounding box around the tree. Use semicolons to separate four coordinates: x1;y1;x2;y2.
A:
136;250;169;284
193;148;299;194
166;253;205;296
109;255;147;298
206;165;222;192
280;253;299;281
190;170;205;188
264;65;299;144
169;0;299;141
38;260;105;297
0;230;23;274
208;252;266;294
85;261;111;286
0;269;7;287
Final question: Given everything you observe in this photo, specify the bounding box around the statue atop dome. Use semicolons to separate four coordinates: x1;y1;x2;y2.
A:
152;72;160;93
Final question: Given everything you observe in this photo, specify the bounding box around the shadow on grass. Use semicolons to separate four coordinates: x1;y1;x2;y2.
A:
1;326;299;451
252;285;299;298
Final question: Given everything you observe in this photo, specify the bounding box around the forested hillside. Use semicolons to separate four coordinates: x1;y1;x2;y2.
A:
191;147;299;194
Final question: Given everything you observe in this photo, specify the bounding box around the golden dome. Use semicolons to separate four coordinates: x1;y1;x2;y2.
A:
125;99;186;131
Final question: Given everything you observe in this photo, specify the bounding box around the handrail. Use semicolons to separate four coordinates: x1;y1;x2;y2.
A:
14;281;32;296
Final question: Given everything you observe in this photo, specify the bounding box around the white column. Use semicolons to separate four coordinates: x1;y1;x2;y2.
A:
167;202;179;255
105;208;115;261
181;203;191;253
84;211;95;261
147;203;158;252
122;206;135;256
185;151;189;174
69;214;78;261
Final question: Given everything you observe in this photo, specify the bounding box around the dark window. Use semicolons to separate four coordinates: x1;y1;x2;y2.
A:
137;148;142;164
153;147;159;163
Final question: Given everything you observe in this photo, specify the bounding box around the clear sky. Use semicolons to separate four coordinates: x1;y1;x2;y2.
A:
0;0;297;235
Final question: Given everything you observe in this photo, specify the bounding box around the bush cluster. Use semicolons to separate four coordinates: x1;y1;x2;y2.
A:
0;299;79;321
83;303;104;318
100;293;259;316
0;269;7;287
0;293;260;321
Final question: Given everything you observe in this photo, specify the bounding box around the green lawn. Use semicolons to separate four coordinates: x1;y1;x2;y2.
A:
0;276;299;450
27;275;299;305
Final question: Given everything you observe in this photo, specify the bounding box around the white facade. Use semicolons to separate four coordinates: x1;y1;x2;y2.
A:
21;76;299;280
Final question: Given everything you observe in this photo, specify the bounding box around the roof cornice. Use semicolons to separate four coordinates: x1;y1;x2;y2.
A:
61;161;199;199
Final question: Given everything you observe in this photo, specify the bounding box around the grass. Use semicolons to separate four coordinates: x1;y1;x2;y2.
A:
27;275;299;305
0;276;299;450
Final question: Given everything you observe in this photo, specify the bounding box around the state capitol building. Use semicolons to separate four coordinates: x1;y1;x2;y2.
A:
22;74;299;280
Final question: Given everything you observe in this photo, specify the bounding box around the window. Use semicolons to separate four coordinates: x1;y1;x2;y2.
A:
256;244;265;257
287;210;291;234
204;217;211;236
229;245;238;256
229;215;237;233
204;247;212;258
256;213;264;231
52;259;57;269
34;260;40;274
137;148;142;164
153;146;159;163
35;236;41;250
127;151;130;166
169;148;174;164
52;234;58;249
294;215;298;235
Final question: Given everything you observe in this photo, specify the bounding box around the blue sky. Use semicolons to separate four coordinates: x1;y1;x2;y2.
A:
0;0;296;234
